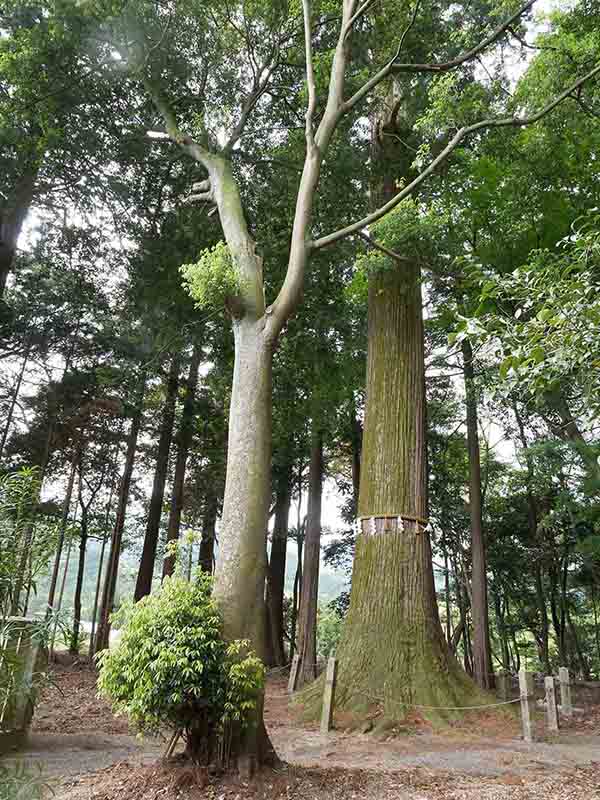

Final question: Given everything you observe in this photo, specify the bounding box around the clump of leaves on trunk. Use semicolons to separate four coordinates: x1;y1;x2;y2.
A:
96;571;265;764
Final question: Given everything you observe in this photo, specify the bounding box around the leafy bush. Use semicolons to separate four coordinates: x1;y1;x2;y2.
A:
180;241;242;310
97;572;264;760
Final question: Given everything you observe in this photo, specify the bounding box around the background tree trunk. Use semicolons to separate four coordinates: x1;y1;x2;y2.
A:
198;494;218;574
266;467;293;666
46;450;78;614
94;374;145;653
135;355;179;599
462;339;494;690
296;430;324;685
163;344;202;578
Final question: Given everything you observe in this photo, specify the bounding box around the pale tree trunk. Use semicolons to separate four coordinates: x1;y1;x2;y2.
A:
323;261;476;723
462;339;494;690
89;479;116;659
0;167;37;297
135;355;179;599
210;319;276;772
266;466;293;666
296;430;324;685
163;344;202;578
94;375;145;653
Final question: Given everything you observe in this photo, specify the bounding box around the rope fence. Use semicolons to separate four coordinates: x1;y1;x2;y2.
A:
282;654;580;742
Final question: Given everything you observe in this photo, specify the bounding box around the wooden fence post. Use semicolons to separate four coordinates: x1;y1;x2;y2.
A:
545;676;559;732
558;667;572;719
288;654;301;694
519;669;535;743
497;671;510;701
320;656;338;735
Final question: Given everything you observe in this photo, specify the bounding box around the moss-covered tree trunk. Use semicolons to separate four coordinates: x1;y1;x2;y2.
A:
330;261;476;721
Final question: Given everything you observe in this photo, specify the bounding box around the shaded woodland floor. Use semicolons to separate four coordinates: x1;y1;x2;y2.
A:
7;662;600;799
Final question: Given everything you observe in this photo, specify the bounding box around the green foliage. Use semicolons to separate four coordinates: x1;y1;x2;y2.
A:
180;241;242;310
0;762;50;800
459;213;600;409
316;603;343;659
97;572;265;741
0;467;56;616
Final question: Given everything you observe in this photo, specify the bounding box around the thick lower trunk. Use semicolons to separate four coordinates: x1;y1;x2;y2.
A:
163;344;202;578
212;319;275;771
95;376;145;653
266;471;292;666
315;262;477;724
296;430;324;685
462;340;494;690
135;356;179;599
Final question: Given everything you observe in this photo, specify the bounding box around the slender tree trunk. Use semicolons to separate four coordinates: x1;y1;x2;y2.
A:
514;403;551;674
70;505;88;654
266;468;293;666
327;261;476;722
296;430;324;685
0;337;31;460
462;339;494;690
290;538;303;660
163;344;202;578
46;450;78;613
199;495;218;573
134;355;179;599
95;375;145;653
89;482;115;659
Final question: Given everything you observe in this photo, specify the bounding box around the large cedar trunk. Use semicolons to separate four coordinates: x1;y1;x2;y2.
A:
296;430;324;685
163;344;202;578
462;339;494;690
266;471;293;666
325;262;476;722
94;376;145;653
135;355;179;599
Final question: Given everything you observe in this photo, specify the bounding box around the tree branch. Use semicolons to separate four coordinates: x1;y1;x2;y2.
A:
302;0;318;146
314;63;600;251
357;230;412;263
343;0;534;113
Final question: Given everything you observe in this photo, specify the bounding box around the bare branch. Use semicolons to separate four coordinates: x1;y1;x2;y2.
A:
344;0;378;38
357;230;413;263
302;0;318;146
344;0;534;114
314;63;600;251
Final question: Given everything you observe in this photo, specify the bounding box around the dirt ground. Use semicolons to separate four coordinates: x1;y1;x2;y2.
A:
5;663;600;799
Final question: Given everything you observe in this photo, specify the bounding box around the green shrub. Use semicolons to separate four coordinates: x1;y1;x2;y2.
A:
180;241;242;310
96;572;264;760
0;762;49;800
